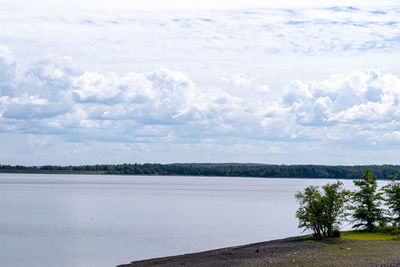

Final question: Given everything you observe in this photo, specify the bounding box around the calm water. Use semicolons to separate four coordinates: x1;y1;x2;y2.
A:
0;174;388;267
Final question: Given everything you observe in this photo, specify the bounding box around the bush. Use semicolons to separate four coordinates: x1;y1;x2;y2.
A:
295;181;349;239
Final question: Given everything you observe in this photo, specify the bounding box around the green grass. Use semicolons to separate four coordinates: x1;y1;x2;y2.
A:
285;240;400;267
341;230;399;240
276;233;400;266
301;230;399;241
246;233;400;266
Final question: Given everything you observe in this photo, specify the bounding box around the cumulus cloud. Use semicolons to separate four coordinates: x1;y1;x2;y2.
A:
281;70;400;125
3;1;400;164
0;50;262;143
73;72;122;103
2;46;400;153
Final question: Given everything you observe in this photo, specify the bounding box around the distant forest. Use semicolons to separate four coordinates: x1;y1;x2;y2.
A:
1;163;400;179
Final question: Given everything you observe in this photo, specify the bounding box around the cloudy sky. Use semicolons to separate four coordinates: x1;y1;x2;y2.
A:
1;0;400;165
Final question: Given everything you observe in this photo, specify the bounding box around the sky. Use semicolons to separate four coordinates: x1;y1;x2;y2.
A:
1;0;400;165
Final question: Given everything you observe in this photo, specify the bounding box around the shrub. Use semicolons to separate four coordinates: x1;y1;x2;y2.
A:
295;181;349;239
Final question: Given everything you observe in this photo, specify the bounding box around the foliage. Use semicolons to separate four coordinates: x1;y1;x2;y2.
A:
1;163;400;179
321;182;350;236
351;169;385;232
296;186;325;239
295;181;349;239
382;172;400;226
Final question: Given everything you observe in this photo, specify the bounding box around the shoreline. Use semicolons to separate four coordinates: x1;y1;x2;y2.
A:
117;234;400;267
1;164;398;180
117;236;322;267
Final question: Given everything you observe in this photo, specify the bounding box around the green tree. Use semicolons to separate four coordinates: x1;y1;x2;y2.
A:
296;186;325;239
383;172;400;226
321;182;350;237
295;181;349;239
351;169;384;232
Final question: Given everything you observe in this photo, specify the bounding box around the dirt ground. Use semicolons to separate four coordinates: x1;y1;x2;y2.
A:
117;236;400;267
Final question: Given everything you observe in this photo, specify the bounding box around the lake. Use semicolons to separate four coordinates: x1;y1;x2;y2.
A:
0;174;387;267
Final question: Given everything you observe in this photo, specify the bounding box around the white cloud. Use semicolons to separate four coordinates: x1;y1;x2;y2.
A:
2;1;400;164
0;51;262;143
2;47;400;152
3;0;394;11
73;72;122;103
220;74;251;88
279;70;400;127
256;85;270;93
0;46;17;96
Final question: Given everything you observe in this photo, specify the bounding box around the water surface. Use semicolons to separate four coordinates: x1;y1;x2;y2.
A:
0;174;385;267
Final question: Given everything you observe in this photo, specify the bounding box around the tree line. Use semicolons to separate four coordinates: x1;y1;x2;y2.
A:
296;169;400;239
1;163;400;179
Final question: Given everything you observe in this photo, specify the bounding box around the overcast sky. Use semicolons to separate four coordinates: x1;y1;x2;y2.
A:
1;0;400;165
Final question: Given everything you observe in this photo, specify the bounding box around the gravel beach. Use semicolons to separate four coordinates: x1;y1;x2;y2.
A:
117;236;322;267
118;235;400;267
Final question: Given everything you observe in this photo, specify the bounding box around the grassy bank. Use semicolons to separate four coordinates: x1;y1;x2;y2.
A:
341;230;399;241
280;231;400;267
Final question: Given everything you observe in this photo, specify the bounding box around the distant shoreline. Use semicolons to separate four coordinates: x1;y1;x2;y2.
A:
0;169;106;175
1;163;399;179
